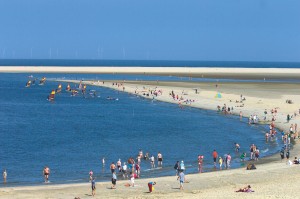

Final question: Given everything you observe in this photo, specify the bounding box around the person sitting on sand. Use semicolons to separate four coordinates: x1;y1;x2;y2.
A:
236;185;254;192
293;157;299;164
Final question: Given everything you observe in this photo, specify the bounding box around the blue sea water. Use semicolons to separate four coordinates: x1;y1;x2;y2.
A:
0;59;299;68
0;72;283;186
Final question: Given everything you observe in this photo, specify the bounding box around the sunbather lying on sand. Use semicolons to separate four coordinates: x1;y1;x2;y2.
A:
235;185;254;193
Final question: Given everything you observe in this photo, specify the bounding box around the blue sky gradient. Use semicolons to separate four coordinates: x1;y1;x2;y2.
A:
0;0;299;61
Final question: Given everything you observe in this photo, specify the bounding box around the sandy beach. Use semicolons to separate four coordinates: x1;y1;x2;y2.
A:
1;68;300;198
1;66;300;79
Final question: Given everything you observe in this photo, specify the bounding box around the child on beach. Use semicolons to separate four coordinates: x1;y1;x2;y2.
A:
130;172;135;187
240;152;246;162
111;172;117;189
177;170;185;190
148;181;156;193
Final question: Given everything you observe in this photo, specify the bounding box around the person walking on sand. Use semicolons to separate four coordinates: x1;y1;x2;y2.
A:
157;152;163;167
280;148;285;161
3;169;7;183
177;170;185;190
111;172;117;189
91;178;96;196
212;149;218;167
148;181;156;193
43;166;50;183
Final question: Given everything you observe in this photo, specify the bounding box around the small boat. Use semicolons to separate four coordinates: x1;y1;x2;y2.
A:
56;84;62;93
39;77;46;85
25;80;31;87
47;90;55;101
66;84;71;92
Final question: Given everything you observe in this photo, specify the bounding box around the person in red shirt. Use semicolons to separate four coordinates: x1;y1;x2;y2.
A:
212;150;218;167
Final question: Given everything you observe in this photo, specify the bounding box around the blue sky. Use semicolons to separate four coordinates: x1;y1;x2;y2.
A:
0;0;299;61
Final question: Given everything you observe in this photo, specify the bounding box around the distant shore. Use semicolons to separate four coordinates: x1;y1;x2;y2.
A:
1;72;300;198
2;66;300;79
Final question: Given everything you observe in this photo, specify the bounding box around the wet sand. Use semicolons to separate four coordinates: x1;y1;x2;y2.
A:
1;78;300;198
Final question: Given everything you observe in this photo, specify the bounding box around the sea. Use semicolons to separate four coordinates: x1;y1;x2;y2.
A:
0;59;295;186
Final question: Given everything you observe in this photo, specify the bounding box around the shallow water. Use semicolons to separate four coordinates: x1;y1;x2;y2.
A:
0;74;282;186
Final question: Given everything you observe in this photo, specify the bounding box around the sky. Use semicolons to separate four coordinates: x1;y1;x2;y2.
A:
0;0;299;62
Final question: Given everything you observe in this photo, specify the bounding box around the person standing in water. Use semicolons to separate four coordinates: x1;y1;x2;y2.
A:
150;155;155;168
89;170;93;182
43;166;50;183
102;157;105;167
212;150;218;167
235;143;240;152
3;169;7;183
117;159;122;172
157;152;163;167
198;155;203;173
110;162;116;174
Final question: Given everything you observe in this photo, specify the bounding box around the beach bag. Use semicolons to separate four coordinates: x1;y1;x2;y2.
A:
246;163;256;170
